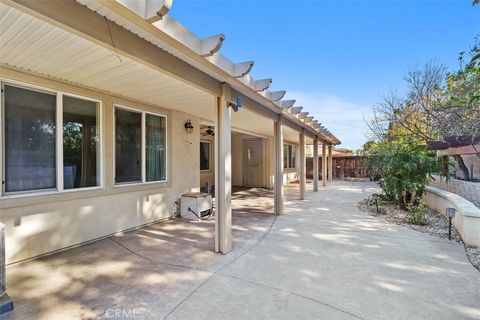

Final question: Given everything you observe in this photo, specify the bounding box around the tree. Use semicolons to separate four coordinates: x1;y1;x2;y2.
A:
437;40;480;142
367;62;445;143
366;138;439;208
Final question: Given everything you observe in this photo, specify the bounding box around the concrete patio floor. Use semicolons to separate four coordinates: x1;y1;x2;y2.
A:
4;182;480;320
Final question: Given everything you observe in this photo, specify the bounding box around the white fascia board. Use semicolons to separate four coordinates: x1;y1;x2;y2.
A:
152;15;224;56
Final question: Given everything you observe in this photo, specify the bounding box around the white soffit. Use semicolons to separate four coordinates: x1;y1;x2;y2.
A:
74;0;315;135
0;3;286;139
74;0;340;144
0;3;212;118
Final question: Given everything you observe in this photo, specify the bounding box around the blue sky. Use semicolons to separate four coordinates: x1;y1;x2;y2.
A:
171;0;480;149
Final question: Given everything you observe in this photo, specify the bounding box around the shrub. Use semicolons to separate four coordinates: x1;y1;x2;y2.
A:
406;201;429;225
366;139;440;208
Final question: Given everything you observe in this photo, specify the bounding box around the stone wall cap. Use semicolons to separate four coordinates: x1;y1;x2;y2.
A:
425;186;480;218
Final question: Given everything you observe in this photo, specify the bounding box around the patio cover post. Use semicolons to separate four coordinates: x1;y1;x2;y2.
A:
328;144;333;182
299;129;306;200
322;143;327;186
313;136;319;191
215;83;232;254
274;115;284;215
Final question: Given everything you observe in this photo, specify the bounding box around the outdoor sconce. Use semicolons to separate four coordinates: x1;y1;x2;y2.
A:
184;120;194;134
446;207;457;240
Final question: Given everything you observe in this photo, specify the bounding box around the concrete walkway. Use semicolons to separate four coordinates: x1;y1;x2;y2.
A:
5;182;480;320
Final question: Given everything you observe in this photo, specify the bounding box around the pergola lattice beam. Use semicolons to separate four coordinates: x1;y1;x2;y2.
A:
277;100;295;109
298;112;309;119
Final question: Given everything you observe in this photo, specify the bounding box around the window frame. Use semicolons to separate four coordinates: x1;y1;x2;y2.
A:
283;143;297;169
113;104;168;187
200;140;212;172
0;79;104;198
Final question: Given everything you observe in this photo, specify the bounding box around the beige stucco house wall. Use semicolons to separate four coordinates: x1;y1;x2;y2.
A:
1;68;200;264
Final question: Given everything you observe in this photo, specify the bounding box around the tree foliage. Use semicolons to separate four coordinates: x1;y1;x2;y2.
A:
366;138;439;208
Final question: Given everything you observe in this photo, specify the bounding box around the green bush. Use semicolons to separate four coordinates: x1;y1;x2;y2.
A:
366;139;440;208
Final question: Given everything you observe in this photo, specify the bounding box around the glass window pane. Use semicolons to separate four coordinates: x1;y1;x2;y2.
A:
63;96;100;189
283;145;288;169
290;145;296;168
4;85;56;192
146;114;166;182
200;141;210;171
115;108;141;183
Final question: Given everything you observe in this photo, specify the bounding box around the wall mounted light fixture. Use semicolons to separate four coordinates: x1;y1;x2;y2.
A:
184;119;194;134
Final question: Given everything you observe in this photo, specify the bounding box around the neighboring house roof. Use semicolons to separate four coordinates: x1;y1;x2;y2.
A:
427;136;480;155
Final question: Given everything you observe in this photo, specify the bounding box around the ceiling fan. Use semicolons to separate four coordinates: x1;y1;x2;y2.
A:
201;126;214;137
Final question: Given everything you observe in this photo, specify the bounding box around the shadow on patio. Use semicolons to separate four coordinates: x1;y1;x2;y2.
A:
3;187;278;320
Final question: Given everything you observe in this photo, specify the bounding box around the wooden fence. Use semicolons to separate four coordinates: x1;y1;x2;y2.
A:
306;156;369;179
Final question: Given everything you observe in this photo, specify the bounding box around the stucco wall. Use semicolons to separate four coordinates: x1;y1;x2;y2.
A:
424;186;480;247
0;69;200;264
430;174;480;208
232;133;244;187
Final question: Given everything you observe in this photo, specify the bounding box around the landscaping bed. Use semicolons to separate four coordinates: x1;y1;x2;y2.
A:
358;196;480;272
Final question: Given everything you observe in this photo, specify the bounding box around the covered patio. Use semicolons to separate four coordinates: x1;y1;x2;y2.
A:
4;186;297;319
0;0;339;267
5;182;479;320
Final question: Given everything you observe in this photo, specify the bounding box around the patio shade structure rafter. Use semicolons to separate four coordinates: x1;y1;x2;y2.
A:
6;0;339;145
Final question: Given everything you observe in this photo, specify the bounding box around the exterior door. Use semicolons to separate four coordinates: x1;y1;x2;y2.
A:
243;139;263;187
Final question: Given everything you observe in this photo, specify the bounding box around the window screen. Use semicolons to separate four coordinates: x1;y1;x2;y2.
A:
115;108;142;183
4;85;56;192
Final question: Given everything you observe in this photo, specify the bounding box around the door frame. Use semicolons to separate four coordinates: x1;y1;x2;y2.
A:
243;138;264;187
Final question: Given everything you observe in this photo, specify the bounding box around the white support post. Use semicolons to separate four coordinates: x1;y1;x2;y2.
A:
313;136;319;192
328;144;333;182
299;129;306;200
322;143;327;186
214;83;232;254
274;115;284;215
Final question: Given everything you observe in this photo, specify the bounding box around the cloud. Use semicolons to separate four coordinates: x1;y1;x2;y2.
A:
287;91;371;150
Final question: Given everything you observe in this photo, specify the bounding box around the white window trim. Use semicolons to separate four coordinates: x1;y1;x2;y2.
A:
284;143;296;169
0;79;104;198
113;104;168;187
200;140;212;172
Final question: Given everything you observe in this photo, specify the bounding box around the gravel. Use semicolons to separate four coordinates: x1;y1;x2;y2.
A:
358;198;480;272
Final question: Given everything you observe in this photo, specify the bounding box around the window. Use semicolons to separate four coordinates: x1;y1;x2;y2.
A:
289;145;296;168
283;144;296;169
200;141;210;171
115;109;142;183
4;85;56;192
63;95;101;189
2;83;102;195
146;114;166;181
114;106;167;184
